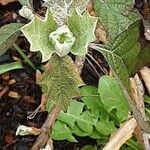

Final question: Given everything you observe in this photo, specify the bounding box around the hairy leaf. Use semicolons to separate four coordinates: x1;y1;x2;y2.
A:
130;44;150;75
18;0;33;9
90;22;150;134
90;22;140;90
68;11;97;56
21;10;58;62
98;76;129;122
0;23;23;56
44;0;90;25
40;55;84;111
93;0;140;40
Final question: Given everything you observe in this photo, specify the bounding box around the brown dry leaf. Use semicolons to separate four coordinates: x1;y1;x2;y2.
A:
87;1;96;16
0;0;17;5
95;24;107;43
86;1;107;43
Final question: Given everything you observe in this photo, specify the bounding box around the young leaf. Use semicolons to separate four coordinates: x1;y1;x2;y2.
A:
72;123;89;137
18;0;33;9
58;101;85;128
68;11;97;56
58;101;96;134
21;10;58;62
93;0;141;40
80;86;109;120
44;0;89;25
51;121;77;142
81;145;97;150
40;55;84;111
98;76;129;122
0;23;23;56
95;120;116;136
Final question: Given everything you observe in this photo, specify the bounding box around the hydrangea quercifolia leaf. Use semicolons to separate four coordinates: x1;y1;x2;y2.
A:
40;54;84;111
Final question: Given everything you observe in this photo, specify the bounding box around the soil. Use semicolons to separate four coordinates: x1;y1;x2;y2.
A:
0;1;109;149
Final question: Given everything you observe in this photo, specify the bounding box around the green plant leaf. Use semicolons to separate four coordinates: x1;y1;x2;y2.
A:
73;123;89;137
58;101;96;134
40;55;84;111
0;23;23;56
90;22;150;133
58;101;85;128
68;10;97;56
144;95;150;105
95;120;116;136
91;22;140;90
130;44;150;75
89;128;103;139
80;86;109;120
44;0;89;25
51;121;77;142
93;0;141;40
0;62;23;75
98;76;129;122
18;0;33;9
81;145;97;150
21;10;58;62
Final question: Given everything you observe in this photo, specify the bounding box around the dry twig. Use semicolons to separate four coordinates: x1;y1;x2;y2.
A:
103;117;137;150
31;105;61;150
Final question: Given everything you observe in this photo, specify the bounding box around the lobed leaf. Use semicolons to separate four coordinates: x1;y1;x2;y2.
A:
91;22;141;91
58;101;96;134
95;120;116;136
21;10;58;62
44;0;90;25
80;86;109;120
68;11;97;56
40;54;84;111
93;0;141;40
51;121;77;142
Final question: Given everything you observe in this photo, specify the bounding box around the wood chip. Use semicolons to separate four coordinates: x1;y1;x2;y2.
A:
2;73;10;81
8;79;16;85
8;91;19;99
0;86;9;97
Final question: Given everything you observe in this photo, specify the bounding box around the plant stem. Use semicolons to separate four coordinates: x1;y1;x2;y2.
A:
31;105;61;150
13;43;36;70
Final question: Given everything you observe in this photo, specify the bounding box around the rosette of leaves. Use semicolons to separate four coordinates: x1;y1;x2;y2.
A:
21;7;97;111
21;9;97;62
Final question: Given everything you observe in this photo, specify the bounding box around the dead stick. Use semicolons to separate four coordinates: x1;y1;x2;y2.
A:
31;105;61;150
0;86;9;97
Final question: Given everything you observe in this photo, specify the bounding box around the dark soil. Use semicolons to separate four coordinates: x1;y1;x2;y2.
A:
0;1;109;150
